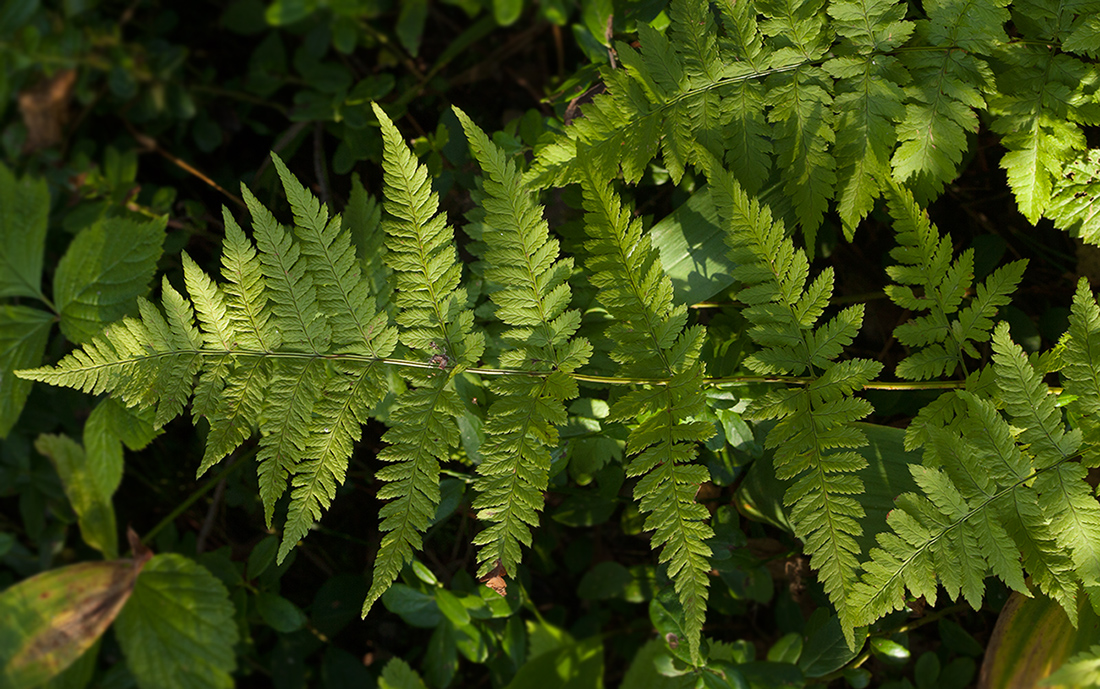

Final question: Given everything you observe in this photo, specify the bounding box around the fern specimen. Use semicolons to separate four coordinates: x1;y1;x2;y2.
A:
454;108;593;581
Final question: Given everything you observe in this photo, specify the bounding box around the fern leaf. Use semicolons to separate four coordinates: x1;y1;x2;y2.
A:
823;0;910;238
892;0;1006;200
581;172;714;662
990;37;1100;223
280;360;388;561
884;183;1025;380
706;159;880;636
220;208;278;351
243;185;331;353
455;108;592;578
1048;150;1100;246
760;0;836;247
992;322;1078;468
363;104;485;614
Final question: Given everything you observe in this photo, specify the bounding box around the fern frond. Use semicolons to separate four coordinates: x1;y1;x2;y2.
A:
990;21;1100;223
760;0;836;247
1048;150;1100;246
454;108;593;579
824;0;912;234
581;171;714;662
364;104;485;614
852;323;1099;629
272;154;392;357
20;154;397;562
884;183;1026;380
244;185;331;354
891;0;1006;200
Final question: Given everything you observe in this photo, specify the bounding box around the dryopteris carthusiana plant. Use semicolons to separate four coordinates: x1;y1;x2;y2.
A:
16;0;1100;666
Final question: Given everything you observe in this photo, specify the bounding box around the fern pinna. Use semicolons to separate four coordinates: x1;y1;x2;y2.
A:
704;156;882;642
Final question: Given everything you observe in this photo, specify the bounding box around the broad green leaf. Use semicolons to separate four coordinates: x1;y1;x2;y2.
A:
34;433;118;558
114;554;237;689
53;216;166;344
395;0;427;56
0;554;149;688
0;162;49;300
256;592;306;633
264;0;315;25
799;611;866;678
493;0;522;26
619;639;683;689
83;402;124;500
0;305;52;437
650;187;736;307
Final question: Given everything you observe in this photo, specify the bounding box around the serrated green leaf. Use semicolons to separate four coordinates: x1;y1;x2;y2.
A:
34;434;117;558
114;554;237;689
54;216;166;344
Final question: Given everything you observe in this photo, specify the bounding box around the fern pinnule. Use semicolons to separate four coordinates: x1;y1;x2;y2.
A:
364;104;485;614
455;108;593;579
581;171;714;663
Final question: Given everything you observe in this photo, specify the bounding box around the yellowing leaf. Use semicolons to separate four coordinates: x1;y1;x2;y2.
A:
0;546;151;688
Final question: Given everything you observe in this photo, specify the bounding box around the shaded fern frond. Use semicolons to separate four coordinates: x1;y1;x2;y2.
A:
1065;278;1100;461
884;183;1026;381
852;321;1100;630
581;170;715;663
705;157;881;641
454;108;593;579
989;5;1100;224
363;104;486;614
891;0;1006;200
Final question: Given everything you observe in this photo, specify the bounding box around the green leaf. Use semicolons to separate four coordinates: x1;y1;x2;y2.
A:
114;554;237;689
503;635;604;689
649;187;736;307
0;305;52;437
255;592;306;633
0;556;148;689
53;216;166;344
396;0;427;56
0;162;49;300
379;658;429;689
34;434;118;558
